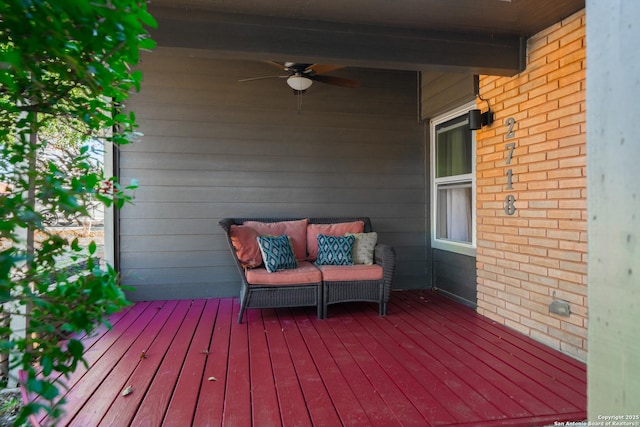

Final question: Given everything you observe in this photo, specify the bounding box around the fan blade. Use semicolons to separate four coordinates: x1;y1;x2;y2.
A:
238;75;288;82
306;64;344;75
309;74;359;88
264;61;286;70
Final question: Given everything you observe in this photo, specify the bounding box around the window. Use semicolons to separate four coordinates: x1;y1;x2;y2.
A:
431;103;476;256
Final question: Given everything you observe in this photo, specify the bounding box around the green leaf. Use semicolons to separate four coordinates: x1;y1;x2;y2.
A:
28;378;60;401
2;0;153;422
41;355;54;376
67;339;85;361
139;38;157;50
138;9;159;28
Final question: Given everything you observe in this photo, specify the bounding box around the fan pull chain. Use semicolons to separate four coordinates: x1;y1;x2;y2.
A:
297;90;304;113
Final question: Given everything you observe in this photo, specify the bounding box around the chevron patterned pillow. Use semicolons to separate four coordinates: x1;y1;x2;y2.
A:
314;234;355;266
257;234;298;273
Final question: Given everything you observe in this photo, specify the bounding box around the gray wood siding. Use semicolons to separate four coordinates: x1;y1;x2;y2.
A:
120;48;427;300
433;249;477;306
421;72;478;306
420;71;476;120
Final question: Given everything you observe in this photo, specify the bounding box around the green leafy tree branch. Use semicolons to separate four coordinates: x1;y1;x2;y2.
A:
0;0;156;424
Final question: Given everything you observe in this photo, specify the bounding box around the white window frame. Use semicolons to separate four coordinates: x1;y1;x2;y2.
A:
430;101;477;256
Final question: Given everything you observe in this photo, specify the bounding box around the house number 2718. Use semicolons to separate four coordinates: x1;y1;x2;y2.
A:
504;118;516;215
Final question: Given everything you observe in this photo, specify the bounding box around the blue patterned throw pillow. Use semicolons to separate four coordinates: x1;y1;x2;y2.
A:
257;235;297;273
315;234;355;266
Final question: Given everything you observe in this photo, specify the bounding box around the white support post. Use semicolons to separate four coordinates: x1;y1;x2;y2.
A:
587;0;640;415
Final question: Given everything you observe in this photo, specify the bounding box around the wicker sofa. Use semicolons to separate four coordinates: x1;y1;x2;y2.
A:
219;217;396;323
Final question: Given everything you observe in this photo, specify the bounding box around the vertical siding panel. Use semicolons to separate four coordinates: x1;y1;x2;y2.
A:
121;49;426;299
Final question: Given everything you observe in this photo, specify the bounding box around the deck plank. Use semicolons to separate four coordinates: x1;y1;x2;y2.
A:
383;301;541;421
99;300;193;426
323;311;432;427
29;290;586;426
277;311;343;426
29;303;146;424
405;295;585;411
393;292;587;421
68;300;181;426
47;301;161;425
163;299;220;426
294;311;375;426
35;302;139;391
306;312;403;427
247;310;282;427
261;309;314;427
130;299;206;426
221;301;252;427
329;305;457;426
405;304;552;416
427;293;587;382
349;304;481;424
192;298;234;426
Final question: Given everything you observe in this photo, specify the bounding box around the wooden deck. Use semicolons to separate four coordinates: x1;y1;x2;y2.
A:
30;290;586;426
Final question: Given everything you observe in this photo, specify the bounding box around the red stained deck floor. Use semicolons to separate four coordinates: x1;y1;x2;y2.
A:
29;290;586;426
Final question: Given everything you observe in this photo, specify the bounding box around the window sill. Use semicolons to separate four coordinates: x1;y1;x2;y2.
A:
432;240;477;257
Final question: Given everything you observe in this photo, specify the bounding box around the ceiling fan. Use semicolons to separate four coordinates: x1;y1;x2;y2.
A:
238;62;359;94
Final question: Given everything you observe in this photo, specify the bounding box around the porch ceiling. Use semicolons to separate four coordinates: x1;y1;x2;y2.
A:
148;0;584;76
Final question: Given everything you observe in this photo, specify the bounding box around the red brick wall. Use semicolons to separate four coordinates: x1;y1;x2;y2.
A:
475;9;586;360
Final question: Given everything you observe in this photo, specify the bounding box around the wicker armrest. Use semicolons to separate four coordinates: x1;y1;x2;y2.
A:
218;218;236;234
375;243;396;303
374;243;395;269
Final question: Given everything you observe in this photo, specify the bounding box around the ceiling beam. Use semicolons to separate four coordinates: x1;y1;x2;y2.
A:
149;7;525;76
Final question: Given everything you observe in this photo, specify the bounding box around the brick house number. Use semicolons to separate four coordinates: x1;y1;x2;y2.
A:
504;117;517;215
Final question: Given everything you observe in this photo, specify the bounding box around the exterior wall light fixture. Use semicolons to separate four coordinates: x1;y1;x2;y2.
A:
469;108;494;130
469;75;495;130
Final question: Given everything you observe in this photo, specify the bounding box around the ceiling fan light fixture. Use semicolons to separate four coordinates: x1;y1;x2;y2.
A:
287;75;313;91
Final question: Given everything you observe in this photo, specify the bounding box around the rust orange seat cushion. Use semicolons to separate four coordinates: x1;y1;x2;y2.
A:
315;264;383;282
245;261;322;286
